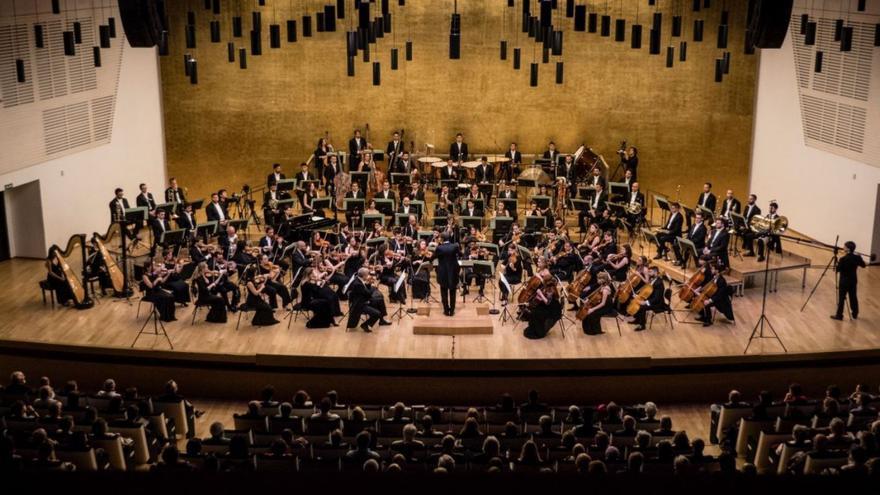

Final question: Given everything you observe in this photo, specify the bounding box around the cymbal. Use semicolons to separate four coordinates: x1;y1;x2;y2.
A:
430;161;447;168
417;156;443;163
461;161;481;169
486;156;510;163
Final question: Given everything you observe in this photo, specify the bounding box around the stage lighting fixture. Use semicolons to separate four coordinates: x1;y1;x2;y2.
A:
530;62;538;86
600;15;610;37
805;21;816;45
450;12;461;60
233;17;243;37
542;46;549;63
814;51;822;72
239;48;247;69
93;47;101;67
270;24;281;48
722;51;730;73
186;24;196;48
588;12;597;33
718;24;728;49
858;0;866;11
326;5;338;31
720;10;729;25
190;60;198;84
317;12;326;32
73;22;82;44
615;19;625;42
528;16;537;38
744;31;755;54
187;11;196;25
373;61;381;85
228;42;235;62
555;61;563;84
679;41;688;61
552;31;563;54
347;31;358;55
383;12;391;33
513;47;521;69
631;24;642;48
213;0;221;14
540;0;552;27
184;53;192;76
303;15;313;37
374;17;385;39
339;0;347;19
714;58;723;82
704;0;711;8
875;25;880;47
363;44;371;62
253;11;262;32
566;0;574;17
666;46;674;67
692;0;700;12
63;31;75;56
211;20;221;43
694;19;704;41
288;20;298;42
391;47;399;69
382;0;390;15
653;12;662;31
500;40;508;60
406;40;413;60
347;55;355;76
574;5;586;31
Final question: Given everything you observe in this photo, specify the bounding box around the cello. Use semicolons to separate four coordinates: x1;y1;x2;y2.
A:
689;278;717;312
576;286;604;321
616;269;643;305
566;268;592;303
678;269;705;303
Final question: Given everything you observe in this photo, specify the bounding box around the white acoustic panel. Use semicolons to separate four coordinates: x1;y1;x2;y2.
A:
0;1;124;176
790;2;880;168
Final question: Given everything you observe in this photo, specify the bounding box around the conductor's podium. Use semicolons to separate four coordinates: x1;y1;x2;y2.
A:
412;305;494;335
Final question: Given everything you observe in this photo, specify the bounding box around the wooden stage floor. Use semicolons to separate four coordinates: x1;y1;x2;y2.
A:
1;237;877;363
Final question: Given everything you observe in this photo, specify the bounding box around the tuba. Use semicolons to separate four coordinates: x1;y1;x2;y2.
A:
749;215;788;235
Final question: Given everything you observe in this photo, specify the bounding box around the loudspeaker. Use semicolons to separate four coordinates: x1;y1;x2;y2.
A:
747;0;793;49
573;5;586;31
631;24;642;49
118;0;168;48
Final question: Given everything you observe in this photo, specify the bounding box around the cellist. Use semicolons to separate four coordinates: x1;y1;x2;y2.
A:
694;260;735;327
580;272;613;336
628;266;666;332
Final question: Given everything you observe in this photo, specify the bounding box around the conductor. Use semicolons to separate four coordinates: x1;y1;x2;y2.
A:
831;241;866;321
435;232;460;316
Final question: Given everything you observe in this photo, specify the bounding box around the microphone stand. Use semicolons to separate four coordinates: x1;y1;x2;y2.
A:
743;230;787;354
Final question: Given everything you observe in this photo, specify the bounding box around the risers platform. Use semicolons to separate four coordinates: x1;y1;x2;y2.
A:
412;305;494;335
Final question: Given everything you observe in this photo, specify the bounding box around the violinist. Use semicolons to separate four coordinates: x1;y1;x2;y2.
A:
389;228;407;255
499;246;525;306
492;202;510;220
695;260;734;327
290;241;311;285
194;263;227;323
141;261;176;322
550;241;582;283
628;265;665;332
365;221;385;244
411;239;433;300
212;255;241;312
300;268;340;328
403;215;419;242
578;224;603;256
320;251;350;300
592;231;618;261
463;244;488;297
523;269;562;340
581;271;613;336
161;252;192;305
259;227;288;269
606;244;633;282
347;268;390;332
245;274;279;326
379;249;407;303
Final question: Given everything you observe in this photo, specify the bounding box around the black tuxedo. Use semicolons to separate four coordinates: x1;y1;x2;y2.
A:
706;228;730;268
475;164;494;183
743;203;761;221
435;242;460;313
578;191;608;230
297;171;314;183
346;278;382;329
633;277;666;326
322;162;340;185
587;175;607;190
349;137;367;170
696;192;717;213
136;192;157;211
390;159;411;175
558;162;577;182
176;211;196;231
463;208;483;218
109;197;130;223
402;224;417;240
386;140;404;159
440;166;458;181
622;155;639;181
543;150;561;167
498;190;517;200
267;172;285;187
504;150;522;164
345;190;365;200
835;253;866;318
151;217;171;242
205;201;228;223
449;142;468;162
720;198;741;218
656;212;683;258
741;203;762;253
377;189;396;202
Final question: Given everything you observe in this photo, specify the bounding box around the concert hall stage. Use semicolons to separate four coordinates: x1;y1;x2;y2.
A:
0;236;877;402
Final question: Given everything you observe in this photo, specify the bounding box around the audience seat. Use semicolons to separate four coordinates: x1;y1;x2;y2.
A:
108;424;151;465
92;436;129;471
55;447;100;471
803;452;848;475
752;432;789;474
153;400;190;439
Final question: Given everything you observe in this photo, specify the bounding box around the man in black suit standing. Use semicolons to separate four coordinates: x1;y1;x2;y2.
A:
347;268;383;333
832;241;866;321
344;182;366;226
450;133;468;163
630;266;665;331
475;156;494;184
165;177;187;215
435;232;460;316
267;163;285;188
136;183;157;214
176;203;196;232
741;194;762;256
696;182;717;214
151;209;172;257
109;188;130;223
654;202;683;260
386;131;403;162
675;211;707;267
501;143;522;182
543;141;560;168
349;129;367;171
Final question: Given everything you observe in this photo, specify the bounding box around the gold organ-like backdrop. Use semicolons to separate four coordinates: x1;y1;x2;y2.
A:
161;0;756;202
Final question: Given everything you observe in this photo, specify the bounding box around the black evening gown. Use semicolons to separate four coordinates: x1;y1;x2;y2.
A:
301;282;334;328
48;262;74;305
145;276;176;322
197;278;227;323
247;289;279;326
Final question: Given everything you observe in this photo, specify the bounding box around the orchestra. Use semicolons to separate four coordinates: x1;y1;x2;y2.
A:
79;129;777;341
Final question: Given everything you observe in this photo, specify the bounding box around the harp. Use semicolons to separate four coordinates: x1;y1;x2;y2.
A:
92;233;125;295
94;222;123;256
49;234;93;309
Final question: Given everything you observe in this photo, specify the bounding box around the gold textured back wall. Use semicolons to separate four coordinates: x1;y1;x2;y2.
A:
161;0;756;203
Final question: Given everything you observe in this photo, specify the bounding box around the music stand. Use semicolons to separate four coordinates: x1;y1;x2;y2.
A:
160;229;186;254
478;183;494;199
344;198;365;216
365;236;388;248
525;216;546;233
498;272;516;324
641;228;659;257
681;205;695;227
395;213;410;227
390;173;410;188
471;260;494;303
196;222;218;243
744;230;788;354
460;216;483;230
698;206;715;224
228;219;249;233
389;271;412;321
374;198;395;216
156;202;177;218
675;237;699;271
478;242;500;259
533;195;551;210
433;216;448;228
188;199;205;211
578;186;596;200
350;172;370;190
518;179;536;189
410;200;425;217
499;198;518;216
608;182;629;200
311;197;331;212
276;198;296;213
362;213;385;230
570;199;590;213
298;179;317;193
440;179;458;193
132;300;173;349
276;178;297;194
